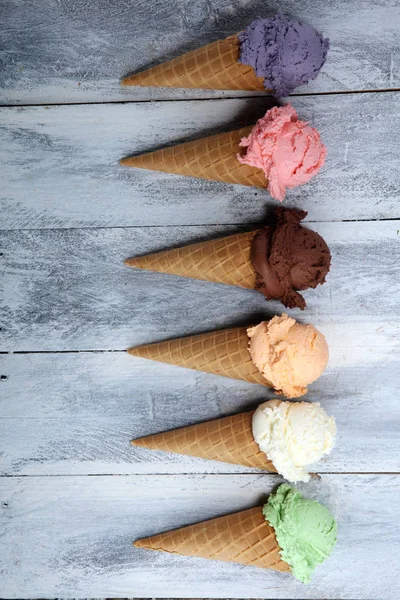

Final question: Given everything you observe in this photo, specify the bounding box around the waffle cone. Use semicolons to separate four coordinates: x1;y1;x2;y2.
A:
134;506;289;573
132;411;275;470
125;230;259;289
120;126;267;189
128;327;269;386
122;34;267;91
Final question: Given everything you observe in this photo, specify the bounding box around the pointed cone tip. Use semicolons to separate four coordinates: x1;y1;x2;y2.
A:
123;69;155;87
121;74;144;87
127;345;154;358
127;346;140;356
130;437;148;447
124;257;143;267
120;155;147;168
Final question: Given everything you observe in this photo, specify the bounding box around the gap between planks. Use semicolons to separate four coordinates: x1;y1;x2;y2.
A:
0;349;127;355
1;216;400;234
1;472;399;478
1;86;400;109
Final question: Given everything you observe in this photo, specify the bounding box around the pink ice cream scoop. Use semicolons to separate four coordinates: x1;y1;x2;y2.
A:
237;104;326;201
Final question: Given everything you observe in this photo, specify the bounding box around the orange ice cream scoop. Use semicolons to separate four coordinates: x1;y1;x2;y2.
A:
247;314;328;398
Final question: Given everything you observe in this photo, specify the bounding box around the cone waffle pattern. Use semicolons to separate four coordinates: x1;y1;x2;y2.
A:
128;327;269;386
126;230;259;289
121;127;267;189
133;411;276;470
122;35;266;91
135;506;290;572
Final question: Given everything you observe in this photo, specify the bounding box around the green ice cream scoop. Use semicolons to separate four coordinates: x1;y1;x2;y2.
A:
263;483;337;584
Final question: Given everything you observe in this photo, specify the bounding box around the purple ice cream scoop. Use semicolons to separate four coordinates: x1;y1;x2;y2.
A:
238;13;329;96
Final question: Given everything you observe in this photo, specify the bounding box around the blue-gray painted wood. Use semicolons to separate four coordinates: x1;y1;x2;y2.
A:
1;221;399;482
1;220;399;351
1;0;400;104
1;93;400;229
0;350;399;475
0;474;398;598
2;4;400;598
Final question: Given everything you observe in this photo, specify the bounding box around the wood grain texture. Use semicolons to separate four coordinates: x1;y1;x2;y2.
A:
0;474;399;598
1;221;399;478
1;220;399;351
1;0;400;104
0;350;399;476
2;3;400;599
1;93;400;228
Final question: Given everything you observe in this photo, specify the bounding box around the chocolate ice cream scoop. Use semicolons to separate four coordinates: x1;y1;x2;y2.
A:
251;208;331;309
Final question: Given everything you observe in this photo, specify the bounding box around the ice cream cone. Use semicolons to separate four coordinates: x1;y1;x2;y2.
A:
120;126;267;188
125;230;258;289
134;506;289;573
132;411;275;470
122;34;267;91
128;327;269;386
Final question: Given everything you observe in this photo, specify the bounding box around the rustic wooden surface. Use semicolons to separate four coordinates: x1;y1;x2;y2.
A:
1;0;400;598
1;0;399;104
1;475;399;598
1;351;399;476
1;93;400;228
1;220;399;350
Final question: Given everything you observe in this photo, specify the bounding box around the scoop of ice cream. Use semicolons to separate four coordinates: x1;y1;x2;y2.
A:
238;14;329;96
237;104;326;201
251;207;331;309
252;399;336;482
263;483;337;583
247;314;329;398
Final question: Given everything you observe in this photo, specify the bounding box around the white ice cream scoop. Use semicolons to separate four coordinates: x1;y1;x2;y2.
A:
252;399;336;482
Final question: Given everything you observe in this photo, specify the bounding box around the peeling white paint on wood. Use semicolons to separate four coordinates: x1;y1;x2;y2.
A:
1;0;400;104
1;93;400;229
1;220;399;351
0;350;399;476
0;474;398;598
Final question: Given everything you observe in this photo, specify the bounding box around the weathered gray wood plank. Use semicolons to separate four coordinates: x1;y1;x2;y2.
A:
1;220;399;351
0;350;399;475
0;474;398;598
1;221;399;476
1;0;400;104
1;93;400;228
